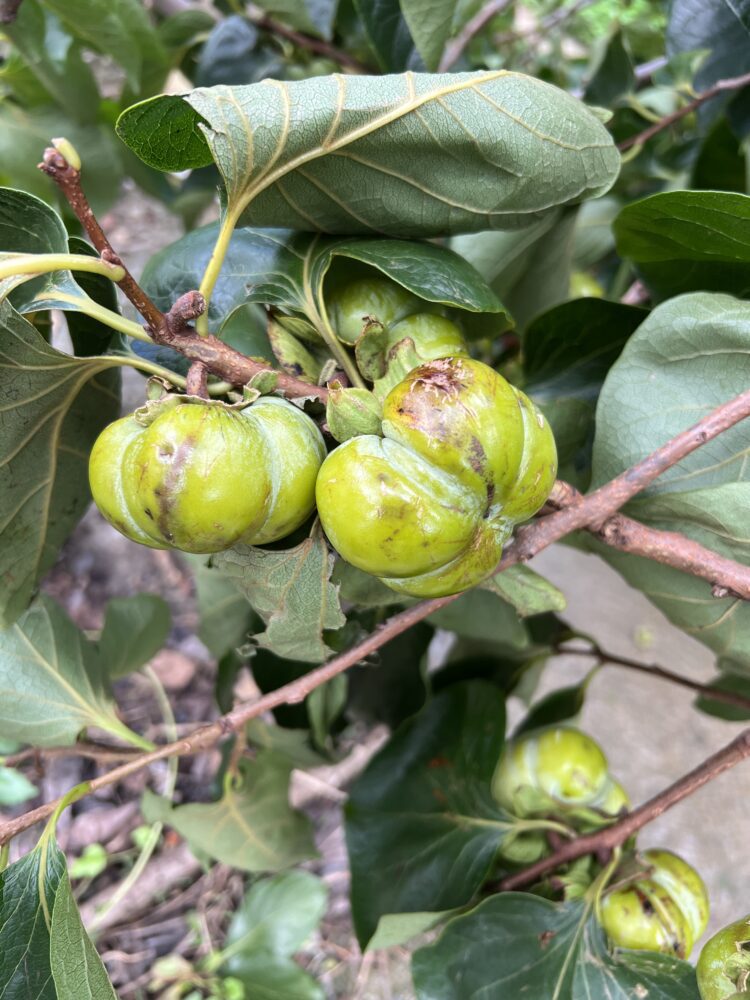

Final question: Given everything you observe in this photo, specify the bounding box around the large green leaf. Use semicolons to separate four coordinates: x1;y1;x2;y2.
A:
189;555;257;660
0;596;136;747
98;594;172;679
591;292;750;666
353;0;419;71
211;523;346;663
143;752;316;872
117;72;619;237
50;871;117;999
0;840;66;999
346;621;432;728
401;0;457;71
412;894;700;999
0;301;121;626
523;298;646;482
614;190;750;301
345;682;511;948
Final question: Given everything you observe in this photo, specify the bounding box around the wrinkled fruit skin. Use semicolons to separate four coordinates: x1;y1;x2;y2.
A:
697;915;750;1000
492;726;621;817
89;397;325;554
386;313;468;363
315;357;557;597
600;849;710;959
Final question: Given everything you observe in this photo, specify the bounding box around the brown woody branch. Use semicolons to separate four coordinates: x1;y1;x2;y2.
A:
559;641;750;714
0;597;453;845
548;481;750;601
245;3;372;74
618;69;750;152
39;148;330;402
0;0;24;24
499;727;750;891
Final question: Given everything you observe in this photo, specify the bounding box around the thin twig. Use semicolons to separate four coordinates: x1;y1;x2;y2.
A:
439;0;513;72
618;69;750;152
498;727;750;891
557;642;750;714
245;2;372;73
0;598;453;845
0;0;24;23
2;743;143;767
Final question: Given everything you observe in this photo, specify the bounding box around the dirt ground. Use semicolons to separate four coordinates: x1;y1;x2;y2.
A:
16;188;749;997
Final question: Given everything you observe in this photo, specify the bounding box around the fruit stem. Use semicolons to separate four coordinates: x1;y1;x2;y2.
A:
196;205;244;336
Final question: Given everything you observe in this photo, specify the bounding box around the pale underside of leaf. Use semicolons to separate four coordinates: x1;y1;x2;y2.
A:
119;71;620;236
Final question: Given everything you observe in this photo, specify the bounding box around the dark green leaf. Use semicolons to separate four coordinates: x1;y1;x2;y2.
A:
50;871;117;998
307;674;347;747
667;0;750;124
346;682;510;947
0;596;135;747
523;298;646;481
211;524;346;663
691;117;747;193
583;29;635;107
353;0;419;71
0;301;121;626
573;196;620;270
0;840;66;1000
400;0;457;71
347;621;432;728
515;677;592;736
117;73;619;237
143;752;316;872
591;292;750;666
412;893;700;999
196;16;266;87
614;190;750;301
429;589;528;648
98;595;172;679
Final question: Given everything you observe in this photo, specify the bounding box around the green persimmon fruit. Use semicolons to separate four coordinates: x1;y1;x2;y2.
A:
387;313;468;363
328;276;420;344
492;726;609;817
315;357;557;597
697;915;750;1000
600;849;709;959
89;397;324;554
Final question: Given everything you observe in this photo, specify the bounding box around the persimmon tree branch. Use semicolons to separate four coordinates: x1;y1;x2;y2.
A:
38;146;330;402
245;2;373;73
547;481;750;600
498;726;750;891
557;641;750;714
618;69;750;152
